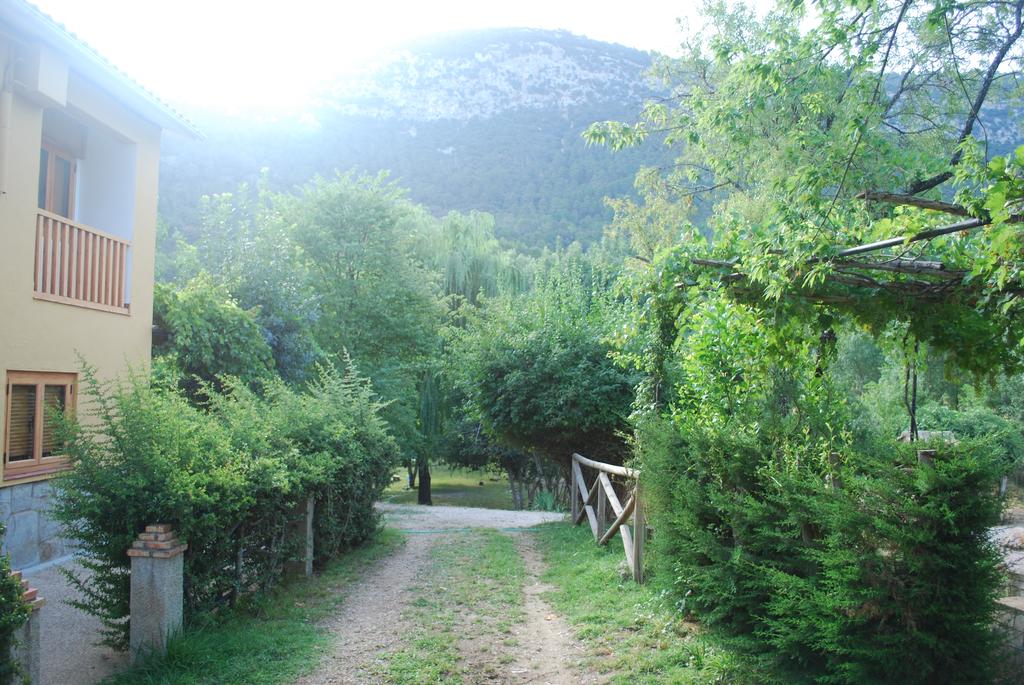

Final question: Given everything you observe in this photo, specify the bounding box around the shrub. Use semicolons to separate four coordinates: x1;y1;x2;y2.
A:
252;365;398;561
450;259;636;467
51;362;397;649
153;274;275;399
0;527;29;685
637;300;1005;684
917;402;1024;475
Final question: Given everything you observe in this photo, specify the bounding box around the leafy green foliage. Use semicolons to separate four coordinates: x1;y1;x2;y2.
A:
153;274;275;398
0;526;29;685
917;402;1024;473
167;184;324;384
635;305;1005;683
450;254;636;465
590;0;1024;377
289;172;444;457
51;362;397;649
254;365;399;561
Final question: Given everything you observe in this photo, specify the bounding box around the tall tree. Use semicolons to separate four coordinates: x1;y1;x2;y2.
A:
290;172;445;467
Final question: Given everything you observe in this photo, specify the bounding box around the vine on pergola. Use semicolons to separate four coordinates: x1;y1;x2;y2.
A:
589;0;1024;435
679;154;1024;434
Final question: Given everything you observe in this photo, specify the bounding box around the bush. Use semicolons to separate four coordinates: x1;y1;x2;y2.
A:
918;402;1024;475
51;362;397;649
450;259;635;467
153;274;275;399
252;366;398;561
0;527;29;685
638;300;1005;684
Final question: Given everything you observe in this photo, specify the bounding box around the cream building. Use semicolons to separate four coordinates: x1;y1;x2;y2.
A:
0;1;198;568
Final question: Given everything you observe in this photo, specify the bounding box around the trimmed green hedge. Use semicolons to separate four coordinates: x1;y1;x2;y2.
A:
636;299;1005;683
51;362;397;650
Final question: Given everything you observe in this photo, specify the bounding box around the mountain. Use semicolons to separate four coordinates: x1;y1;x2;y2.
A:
158;29;670;249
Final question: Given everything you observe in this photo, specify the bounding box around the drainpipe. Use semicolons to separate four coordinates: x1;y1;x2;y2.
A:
0;44;14;198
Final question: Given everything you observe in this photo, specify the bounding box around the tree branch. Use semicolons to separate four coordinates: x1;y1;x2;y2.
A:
905;0;1024;195
855;191;973;216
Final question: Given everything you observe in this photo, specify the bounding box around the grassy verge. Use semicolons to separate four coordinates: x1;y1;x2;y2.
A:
533;523;757;685
102;528;405;685
384;467;513;510
377;529;524;684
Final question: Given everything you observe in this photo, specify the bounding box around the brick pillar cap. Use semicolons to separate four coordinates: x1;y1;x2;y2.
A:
128;525;187;559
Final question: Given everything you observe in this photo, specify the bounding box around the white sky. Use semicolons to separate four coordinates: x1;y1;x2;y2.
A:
30;0;706;113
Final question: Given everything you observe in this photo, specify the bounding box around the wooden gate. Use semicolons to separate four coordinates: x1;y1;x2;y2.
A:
570;452;645;583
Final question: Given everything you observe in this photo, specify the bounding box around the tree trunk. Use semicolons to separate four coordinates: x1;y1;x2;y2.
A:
417;463;432;505
506;468;523;510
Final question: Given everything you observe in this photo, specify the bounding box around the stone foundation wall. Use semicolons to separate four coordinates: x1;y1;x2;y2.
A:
0;480;71;569
997;597;1024;674
1007;571;1024;598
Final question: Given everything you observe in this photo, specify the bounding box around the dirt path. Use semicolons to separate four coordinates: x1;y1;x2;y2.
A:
294;532;437;685
507;535;598;685
295;503;586;685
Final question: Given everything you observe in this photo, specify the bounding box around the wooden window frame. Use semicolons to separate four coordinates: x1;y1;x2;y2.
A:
38;140;77;220
3;371;76;481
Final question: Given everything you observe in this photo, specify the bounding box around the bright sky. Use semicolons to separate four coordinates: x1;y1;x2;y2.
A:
31;0;705;114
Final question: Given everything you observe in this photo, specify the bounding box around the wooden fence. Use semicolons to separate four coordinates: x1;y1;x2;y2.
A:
570;452;645;583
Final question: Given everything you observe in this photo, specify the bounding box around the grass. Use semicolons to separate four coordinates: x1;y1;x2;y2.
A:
533;522;758;685
102;528;405;685
376;528;525;684
383;466;514;510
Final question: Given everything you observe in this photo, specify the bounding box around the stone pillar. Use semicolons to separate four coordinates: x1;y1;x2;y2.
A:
285;496;315;578
10;571;44;685
127;524;187;663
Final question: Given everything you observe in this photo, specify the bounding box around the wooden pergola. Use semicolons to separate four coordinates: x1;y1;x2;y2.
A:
685;193;1023;305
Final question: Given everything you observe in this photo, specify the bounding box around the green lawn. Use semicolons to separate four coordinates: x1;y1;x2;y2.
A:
102;529;404;685
533;523;760;685
383;466;514;509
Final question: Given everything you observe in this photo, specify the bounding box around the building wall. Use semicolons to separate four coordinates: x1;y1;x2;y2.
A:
0;38;162;568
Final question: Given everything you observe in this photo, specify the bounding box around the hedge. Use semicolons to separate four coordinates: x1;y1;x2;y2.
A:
637;302;1005;684
51;362;397;649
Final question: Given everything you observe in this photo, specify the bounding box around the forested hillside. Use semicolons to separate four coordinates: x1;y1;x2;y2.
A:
159;29;669;249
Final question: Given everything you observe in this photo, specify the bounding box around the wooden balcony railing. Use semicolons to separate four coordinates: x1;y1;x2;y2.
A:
34;210;131;314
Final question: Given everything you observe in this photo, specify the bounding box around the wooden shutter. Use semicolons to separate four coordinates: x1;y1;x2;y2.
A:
5;384;36;462
4;372;76;479
41;385;66;457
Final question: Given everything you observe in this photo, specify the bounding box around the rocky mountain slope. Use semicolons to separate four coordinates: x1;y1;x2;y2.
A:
158;29;668;249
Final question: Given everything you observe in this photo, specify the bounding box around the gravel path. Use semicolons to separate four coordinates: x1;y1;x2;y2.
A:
24;561;127;685
295;503;576;684
378;502;565;531
293;532;437;684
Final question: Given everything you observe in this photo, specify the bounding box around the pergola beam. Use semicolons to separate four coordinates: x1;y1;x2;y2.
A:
836;218;987;257
855;191;974;217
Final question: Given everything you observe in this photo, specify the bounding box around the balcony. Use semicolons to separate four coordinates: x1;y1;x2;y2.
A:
33;210;130;314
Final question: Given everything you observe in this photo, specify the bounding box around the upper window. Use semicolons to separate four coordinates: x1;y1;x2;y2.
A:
3;371;76;480
38;140;76;219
